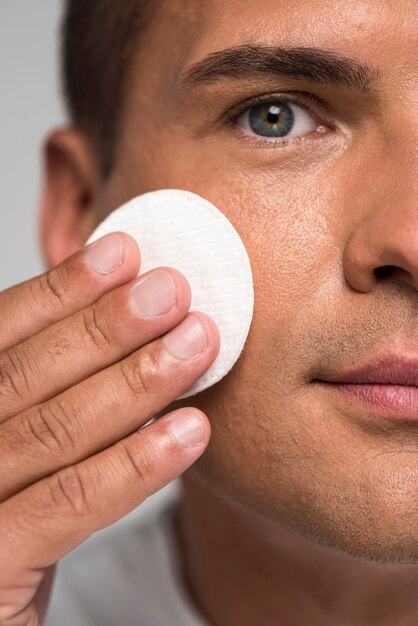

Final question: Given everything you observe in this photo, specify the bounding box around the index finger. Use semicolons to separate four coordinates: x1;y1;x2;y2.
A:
0;232;140;352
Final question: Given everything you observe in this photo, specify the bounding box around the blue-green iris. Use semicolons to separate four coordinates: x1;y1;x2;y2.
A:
249;102;295;138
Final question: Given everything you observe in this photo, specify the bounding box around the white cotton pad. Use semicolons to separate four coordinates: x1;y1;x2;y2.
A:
87;189;254;399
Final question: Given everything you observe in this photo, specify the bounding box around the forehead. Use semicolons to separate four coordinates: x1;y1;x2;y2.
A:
140;0;416;91
154;0;418;61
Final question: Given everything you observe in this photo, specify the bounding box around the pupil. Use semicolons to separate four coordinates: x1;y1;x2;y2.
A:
266;105;281;126
267;111;279;125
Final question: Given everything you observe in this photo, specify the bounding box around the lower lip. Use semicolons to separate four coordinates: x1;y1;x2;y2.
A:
326;383;418;421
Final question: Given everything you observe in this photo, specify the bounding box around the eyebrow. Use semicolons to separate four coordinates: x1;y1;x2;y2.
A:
182;44;380;93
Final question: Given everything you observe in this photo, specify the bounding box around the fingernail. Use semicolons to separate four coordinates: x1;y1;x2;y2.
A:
131;271;177;317
163;315;207;360
167;410;205;447
86;233;123;274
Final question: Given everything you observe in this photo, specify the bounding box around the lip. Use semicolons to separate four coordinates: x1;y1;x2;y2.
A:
314;358;418;421
317;358;418;386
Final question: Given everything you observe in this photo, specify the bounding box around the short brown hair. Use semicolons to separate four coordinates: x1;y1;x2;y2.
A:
62;0;155;176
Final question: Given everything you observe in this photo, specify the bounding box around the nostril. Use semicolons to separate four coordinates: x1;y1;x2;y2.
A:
374;265;397;280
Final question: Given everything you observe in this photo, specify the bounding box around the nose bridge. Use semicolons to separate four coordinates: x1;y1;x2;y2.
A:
366;125;417;236
339;15;418;294
379;158;417;228
378;75;418;196
384;131;418;199
390;94;418;187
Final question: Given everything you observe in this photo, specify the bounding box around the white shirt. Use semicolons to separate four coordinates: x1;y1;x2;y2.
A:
45;480;210;626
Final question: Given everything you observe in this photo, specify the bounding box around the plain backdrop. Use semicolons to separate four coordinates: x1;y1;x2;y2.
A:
0;0;65;290
0;0;177;527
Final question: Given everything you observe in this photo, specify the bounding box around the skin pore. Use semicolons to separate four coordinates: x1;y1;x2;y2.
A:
41;0;418;624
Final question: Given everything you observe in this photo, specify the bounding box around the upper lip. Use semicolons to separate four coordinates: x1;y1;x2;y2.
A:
317;358;418;386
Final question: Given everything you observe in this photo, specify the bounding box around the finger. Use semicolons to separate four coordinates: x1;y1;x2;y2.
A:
0;407;210;582
0;313;219;500
0;232;140;352
0;267;192;421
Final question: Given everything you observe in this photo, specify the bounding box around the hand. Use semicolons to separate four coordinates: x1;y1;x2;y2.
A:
0;232;220;626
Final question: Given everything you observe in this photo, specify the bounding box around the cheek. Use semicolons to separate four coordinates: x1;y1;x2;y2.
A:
183;165;344;499
212;168;339;371
113;124;343;407
187;165;341;446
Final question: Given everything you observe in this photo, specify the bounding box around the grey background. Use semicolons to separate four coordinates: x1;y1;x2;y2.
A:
0;0;65;290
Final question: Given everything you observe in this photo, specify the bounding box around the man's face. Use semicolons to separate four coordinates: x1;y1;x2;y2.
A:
98;0;418;562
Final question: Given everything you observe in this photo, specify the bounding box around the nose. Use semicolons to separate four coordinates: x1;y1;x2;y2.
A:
343;157;418;293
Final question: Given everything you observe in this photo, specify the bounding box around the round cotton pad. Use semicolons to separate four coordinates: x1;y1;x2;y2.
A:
87;189;254;399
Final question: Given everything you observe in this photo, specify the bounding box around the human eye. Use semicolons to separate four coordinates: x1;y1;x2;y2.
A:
227;93;330;145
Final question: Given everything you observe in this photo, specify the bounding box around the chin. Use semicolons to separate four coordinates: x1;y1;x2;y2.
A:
302;520;418;566
192;452;418;567
274;481;418;566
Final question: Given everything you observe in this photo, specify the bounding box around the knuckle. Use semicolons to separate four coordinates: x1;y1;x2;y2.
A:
120;347;161;401
0;346;32;403
36;265;70;312
119;435;155;490
23;400;76;456
81;306;113;350
47;465;90;517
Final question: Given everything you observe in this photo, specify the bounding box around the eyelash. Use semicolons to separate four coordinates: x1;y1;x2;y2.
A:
224;91;333;147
